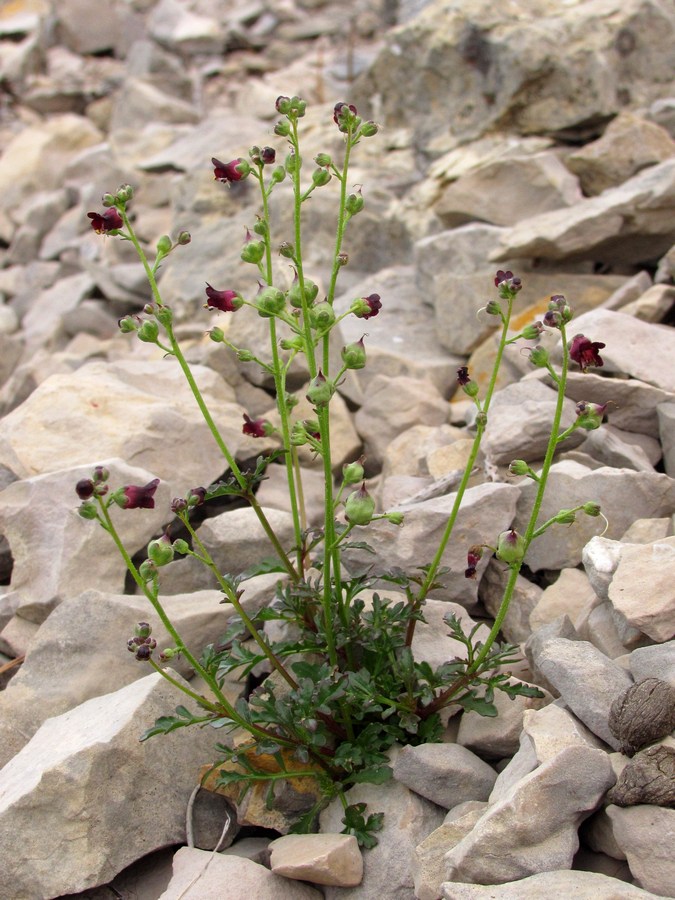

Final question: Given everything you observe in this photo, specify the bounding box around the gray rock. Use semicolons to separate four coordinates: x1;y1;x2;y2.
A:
0;672;218;899
566;112;675;195
478;556;542;643
606;804;675;896
629;641;675;686
198;506;296;577
530;568;599;634
393;743;497;809
158;847;322;899
441;869;661;899
581;425;659;473
531;638;634;748
414;804;486;900
657;400;675;476
493;158;675;265
269;833;363;887
607;537;675;641
514;461;675;571
319;777;445;900
583;536;624;603
444;745;615;884
147;0;224;55
0;587;231;769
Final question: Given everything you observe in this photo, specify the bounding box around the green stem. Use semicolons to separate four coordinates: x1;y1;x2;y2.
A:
147;658;222;713
182;516;298;690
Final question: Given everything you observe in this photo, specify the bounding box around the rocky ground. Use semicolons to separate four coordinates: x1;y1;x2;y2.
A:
0;0;675;897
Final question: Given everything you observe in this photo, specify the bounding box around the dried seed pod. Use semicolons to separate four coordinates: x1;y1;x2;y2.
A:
607;744;675;808
608;678;675;756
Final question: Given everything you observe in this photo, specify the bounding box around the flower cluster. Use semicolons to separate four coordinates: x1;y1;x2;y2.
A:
127;622;157;661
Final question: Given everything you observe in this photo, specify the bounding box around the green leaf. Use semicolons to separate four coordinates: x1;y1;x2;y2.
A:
140;706;212;741
347;765;393;785
240;557;288;579
497;681;545;700
458;694;498;717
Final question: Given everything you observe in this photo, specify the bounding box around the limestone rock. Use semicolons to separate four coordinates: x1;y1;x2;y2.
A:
319;777;445;900
566;112;675;195
530;637;634;748
158;847;322;899
441;869;661;899
414;804;486;900
198;506;296;577
606;804;675;896
0;588;231;769
0;672;218;899
493;158;675;265
478;557;542;643
607;537;675;641
444;745;615;884
393;743;497;810
269;833;363;887
629;641;675;686
530;568;599;634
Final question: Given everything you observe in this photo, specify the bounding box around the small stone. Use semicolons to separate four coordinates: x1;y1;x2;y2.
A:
393;743;497;809
608;679;675;755
607;745;675;808
629;641;675;687
269;833;363;887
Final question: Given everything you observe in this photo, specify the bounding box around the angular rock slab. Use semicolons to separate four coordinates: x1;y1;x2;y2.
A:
0;672;218;899
444;746;615;884
320;777;445;900
441;869;662;899
529;637;633;749
393;743;497;810
269;833;363;887
0;359;243;486
607;536;675;641
0;458;169;622
514;461;675;572
0;588;229;769
158;847;322;899
606;804;675;897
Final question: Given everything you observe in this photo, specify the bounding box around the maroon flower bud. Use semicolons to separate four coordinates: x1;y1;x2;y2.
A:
93;466;109;483
112;479;160;510
134;643;153;661
465;544;484;579
276;95;292;114
87;208;123;234
171;497;188;513
187;487;206;507
337;252;349;267
211;157;251;183
76;479;95;500
457;366;471;386
350;293;381;319
333;101;359;132
242;413;273;438
494;270;522;293
569;334;606;373
204;283;243;313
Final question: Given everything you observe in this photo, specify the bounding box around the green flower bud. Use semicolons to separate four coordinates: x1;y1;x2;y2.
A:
345;192;364;216
137;320;159;343
209;327;225;343
156;235;172;255
386;511;404;525
521;321;544;341
274;120;291;137
256;286;286;317
310;302;336;330
496;528;526;565
343;457;365;485
135;622;152;639
155;305;173;328
341;336;367;369
287;278;318;308
360;121;379;137
139;559;158;582
285;153;299;174
509;460;530;476
314;153;332;167
172;538;190;554
280;336;304;352
101;192;116;207
147;535;174;567
345;482;375;526
279;241;295;258
118;315;139;333
575;401;608;431
78;501;98;520
312;168;331;187
236;349;255;362
290;422;308;445
116;184;134;203
159;647;180;661
462;380;479;398
528;346;550;368
306;370;334;408
253;220;268;237
485;299;502;316
271;165;286;183
554;508;577;525
583;501;602;517
241;240;265;265
177;231;191;245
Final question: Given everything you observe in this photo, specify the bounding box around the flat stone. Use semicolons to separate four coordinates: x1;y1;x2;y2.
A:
444;745;615;884
393;743;497;809
269;833;363;887
606;805;675;896
629;641;675;686
441;869;661;898
607;537;675;641
530;568;600;634
414;804;486;900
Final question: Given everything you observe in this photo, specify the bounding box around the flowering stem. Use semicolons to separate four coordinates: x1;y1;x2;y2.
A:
180;515;298;690
469;323;570;674
147;658;223;713
407;293;516;645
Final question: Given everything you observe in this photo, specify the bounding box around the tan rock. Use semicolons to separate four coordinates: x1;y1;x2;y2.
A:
530;568;600;633
607;537;675;642
269;833;363;887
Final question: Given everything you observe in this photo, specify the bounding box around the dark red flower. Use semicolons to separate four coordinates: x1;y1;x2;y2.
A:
204;283;243;312
76;478;94;500
212;157;250;183
351;293;382;320
333;102;358;131
457;366;471;386
464;544;483;579
242;414;271;438
116;479;160;510
87;208;123;234
569;334;606;372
